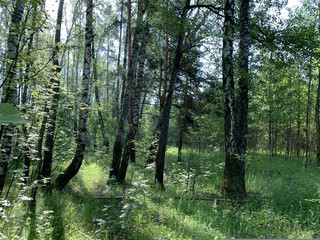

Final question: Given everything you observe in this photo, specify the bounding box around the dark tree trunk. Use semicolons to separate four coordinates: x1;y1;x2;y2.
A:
155;0;191;187
22;27;35;184
118;24;149;182
316;68;320;168
177;126;183;163
177;79;188;163
221;0;249;200
109;0;145;180
305;60;312;168
316;4;320;168
0;0;25;195
147;7;170;164
73;18;82;135
55;0;93;190
40;0;64;184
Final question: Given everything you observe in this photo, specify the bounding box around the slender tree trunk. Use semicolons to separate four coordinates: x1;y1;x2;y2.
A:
92;40;109;154
155;0;191;187
0;0;25;195
105;37;110;114
40;0;64;184
22;27;35;184
147;8;169;164
113;0;124;120
147;58;164;165
74;18;82;135
55;0;93;190
316;3;320;168
177;78;188;162
109;0;145;180
316;68;320;168
221;0;249;199
287;91;292;160
177;125;183;163
118;24;149;182
305;60;312;168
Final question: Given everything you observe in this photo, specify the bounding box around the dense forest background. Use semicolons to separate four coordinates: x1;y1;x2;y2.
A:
1;0;320;239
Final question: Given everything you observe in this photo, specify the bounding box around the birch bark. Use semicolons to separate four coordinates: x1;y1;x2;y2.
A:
0;0;25;195
55;0;93;190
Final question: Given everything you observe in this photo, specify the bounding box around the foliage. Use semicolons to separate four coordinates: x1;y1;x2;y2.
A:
0;104;28;124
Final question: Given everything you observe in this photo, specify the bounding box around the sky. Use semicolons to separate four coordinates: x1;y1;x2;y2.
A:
281;0;302;19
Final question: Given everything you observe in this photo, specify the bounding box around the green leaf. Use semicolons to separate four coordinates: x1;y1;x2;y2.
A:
0;104;28;124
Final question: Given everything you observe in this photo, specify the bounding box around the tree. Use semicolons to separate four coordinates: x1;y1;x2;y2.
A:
55;0;93;190
155;0;191;187
221;0;249;199
316;1;320;168
118;22;149;182
0;0;25;195
40;0;64;184
109;0;146;181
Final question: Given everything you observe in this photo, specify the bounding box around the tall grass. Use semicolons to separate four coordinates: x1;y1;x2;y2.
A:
1;148;319;239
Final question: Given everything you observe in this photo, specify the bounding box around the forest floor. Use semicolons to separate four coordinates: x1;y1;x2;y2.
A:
1;147;320;239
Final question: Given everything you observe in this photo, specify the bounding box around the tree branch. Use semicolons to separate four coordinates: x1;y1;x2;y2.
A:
188;4;224;18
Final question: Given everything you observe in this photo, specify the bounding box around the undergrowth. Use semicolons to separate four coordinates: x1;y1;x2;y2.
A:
1;147;320;239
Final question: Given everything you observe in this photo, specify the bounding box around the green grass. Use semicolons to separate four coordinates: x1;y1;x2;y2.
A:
1;147;320;239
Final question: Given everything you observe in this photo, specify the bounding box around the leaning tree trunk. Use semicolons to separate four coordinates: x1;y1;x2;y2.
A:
118;24;149;182
155;0;191;187
221;0;248;200
54;0;93;190
40;0;64;184
109;0;145;180
0;0;25;195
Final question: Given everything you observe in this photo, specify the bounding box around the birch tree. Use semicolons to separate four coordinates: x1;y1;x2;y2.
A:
221;0;249;199
0;0;25;195
40;0;65;184
55;0;93;190
109;0;146;180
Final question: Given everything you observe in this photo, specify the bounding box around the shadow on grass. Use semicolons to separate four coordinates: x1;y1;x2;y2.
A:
44;192;65;240
49;173;131;239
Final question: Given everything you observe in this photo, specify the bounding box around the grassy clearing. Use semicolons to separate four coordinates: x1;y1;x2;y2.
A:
1;147;320;239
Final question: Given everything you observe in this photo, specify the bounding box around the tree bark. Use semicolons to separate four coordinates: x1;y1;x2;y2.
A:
55;0;93;190
113;0;125;120
221;0;248;199
177;78;188;163
92;39;109;155
316;3;320;168
0;0;25;195
316;68;320;168
305;60;312;168
118;24;149;182
22;23;36;184
109;0;145;180
155;0;191;187
40;0;64;184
